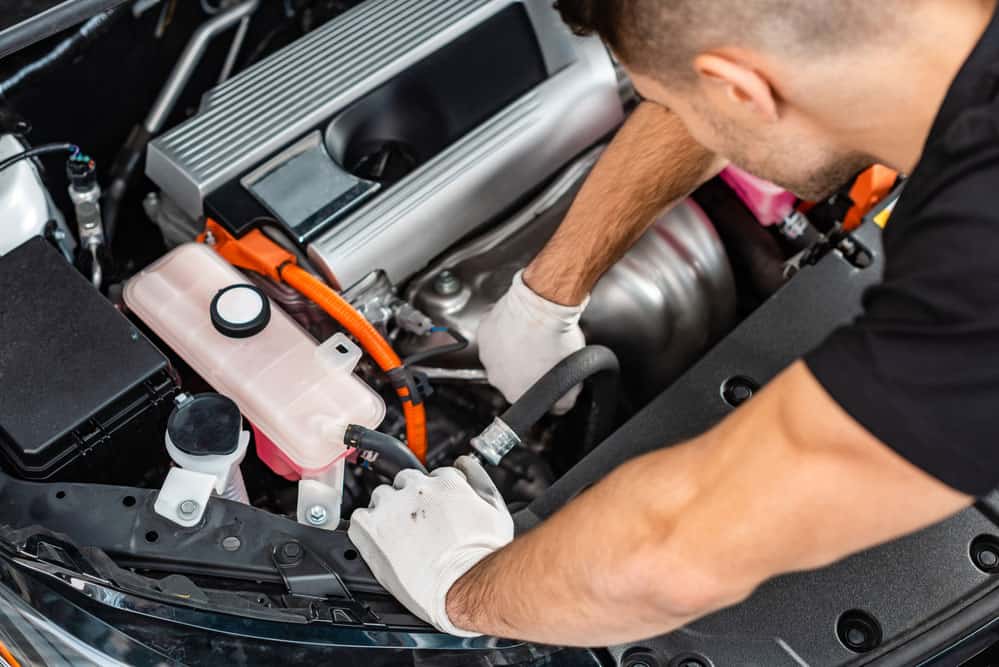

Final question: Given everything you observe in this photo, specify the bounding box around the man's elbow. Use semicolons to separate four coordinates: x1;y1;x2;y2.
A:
651;564;757;622
614;537;760;625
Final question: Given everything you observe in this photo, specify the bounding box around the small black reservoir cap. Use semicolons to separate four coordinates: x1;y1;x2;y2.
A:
167;393;243;457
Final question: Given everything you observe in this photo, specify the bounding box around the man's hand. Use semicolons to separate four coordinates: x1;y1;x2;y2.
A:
348;456;513;636
478;270;587;414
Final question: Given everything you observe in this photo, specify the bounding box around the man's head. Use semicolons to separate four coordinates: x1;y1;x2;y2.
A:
556;1;919;199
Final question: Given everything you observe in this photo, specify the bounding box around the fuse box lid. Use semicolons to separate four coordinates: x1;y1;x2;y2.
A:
0;237;169;467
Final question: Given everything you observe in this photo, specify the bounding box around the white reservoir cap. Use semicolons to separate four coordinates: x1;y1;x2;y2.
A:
210;284;271;338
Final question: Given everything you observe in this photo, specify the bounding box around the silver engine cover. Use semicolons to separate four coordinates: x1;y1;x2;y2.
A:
147;0;623;286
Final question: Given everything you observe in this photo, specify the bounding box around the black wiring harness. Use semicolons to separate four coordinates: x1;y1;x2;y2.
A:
0;142;82;175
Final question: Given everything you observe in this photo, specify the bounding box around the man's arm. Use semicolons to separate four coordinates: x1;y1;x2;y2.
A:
477;102;722;411
523;102;723;305
446;361;972;646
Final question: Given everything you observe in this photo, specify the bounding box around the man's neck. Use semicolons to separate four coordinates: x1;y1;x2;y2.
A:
853;0;997;173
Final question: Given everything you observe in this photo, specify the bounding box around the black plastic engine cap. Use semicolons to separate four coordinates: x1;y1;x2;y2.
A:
210;284;271;338
167;393;242;456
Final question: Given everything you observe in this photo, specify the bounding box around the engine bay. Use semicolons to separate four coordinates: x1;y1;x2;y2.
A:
2;2;999;666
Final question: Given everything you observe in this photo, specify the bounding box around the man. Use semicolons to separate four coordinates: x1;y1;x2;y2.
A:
348;0;998;646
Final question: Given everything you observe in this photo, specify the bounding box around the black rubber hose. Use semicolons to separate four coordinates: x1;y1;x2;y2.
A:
500;345;620;441
102;124;154;245
0;143;78;175
403;327;469;366
345;425;428;474
0;6;127;101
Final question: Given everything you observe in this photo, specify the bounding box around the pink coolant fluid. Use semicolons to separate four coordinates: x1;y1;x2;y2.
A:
720;165;797;226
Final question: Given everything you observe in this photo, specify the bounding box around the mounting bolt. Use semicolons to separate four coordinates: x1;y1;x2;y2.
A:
277;541;303;565
221;536;241;552
177;499;200;519
622;649;660;667
432;270;462;296
971;535;999;573
837;609;882;653
721;376;759;408
307;505;328;525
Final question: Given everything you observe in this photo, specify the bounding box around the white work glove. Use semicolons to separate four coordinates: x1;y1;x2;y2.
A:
348;456;514;637
478;270;588;414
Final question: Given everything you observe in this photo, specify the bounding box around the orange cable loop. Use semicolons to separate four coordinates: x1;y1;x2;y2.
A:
0;641;21;667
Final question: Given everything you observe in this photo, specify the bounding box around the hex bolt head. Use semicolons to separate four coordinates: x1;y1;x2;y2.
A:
221;536;241;552
277;541;303;565
307;505;328;525
432;270;462;296
177;499;200;518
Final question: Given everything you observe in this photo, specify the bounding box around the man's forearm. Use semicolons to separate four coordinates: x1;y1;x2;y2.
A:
446;362;971;646
524;103;722;305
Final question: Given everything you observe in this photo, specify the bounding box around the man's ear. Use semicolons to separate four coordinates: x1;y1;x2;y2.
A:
692;53;779;122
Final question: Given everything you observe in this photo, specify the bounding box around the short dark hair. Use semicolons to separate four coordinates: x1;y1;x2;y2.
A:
555;1;897;79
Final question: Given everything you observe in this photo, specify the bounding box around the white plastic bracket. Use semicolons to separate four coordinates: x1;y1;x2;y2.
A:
297;463;346;530
154;468;216;527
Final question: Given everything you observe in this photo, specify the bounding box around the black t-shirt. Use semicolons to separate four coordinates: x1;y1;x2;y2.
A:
805;6;999;497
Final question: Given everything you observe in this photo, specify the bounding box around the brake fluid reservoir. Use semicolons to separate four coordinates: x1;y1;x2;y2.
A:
124;243;385;527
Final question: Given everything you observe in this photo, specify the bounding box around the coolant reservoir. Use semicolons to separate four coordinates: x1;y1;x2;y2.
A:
124;243;385;527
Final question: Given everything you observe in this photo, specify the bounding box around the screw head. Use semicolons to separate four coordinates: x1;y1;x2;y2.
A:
177;499;200;518
432;270;462;296
307;505;328;525
221;536;241;552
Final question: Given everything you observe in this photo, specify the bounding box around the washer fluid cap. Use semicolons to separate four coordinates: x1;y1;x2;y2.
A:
210;284;270;338
167;393;242;456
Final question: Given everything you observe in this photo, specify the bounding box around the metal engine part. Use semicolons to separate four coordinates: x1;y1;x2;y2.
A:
147;0;623;287
403;148;737;400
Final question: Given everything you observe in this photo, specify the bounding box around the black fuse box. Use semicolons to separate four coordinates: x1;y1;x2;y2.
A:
0;238;177;484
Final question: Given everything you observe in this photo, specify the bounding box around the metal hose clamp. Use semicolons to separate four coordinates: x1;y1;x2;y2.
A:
470;418;521;466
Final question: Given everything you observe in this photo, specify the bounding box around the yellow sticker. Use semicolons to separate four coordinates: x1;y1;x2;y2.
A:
873;200;896;228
